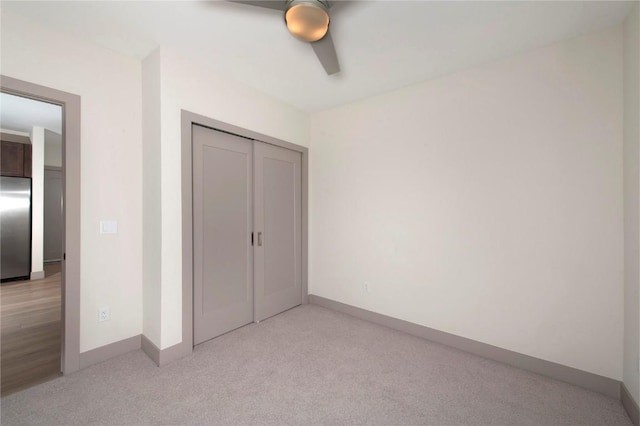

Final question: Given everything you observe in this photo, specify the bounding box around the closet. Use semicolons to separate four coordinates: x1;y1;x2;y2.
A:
192;124;302;345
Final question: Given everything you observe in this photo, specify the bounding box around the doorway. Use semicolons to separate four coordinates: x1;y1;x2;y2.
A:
180;111;309;355
0;93;63;395
0;76;82;389
192;125;303;344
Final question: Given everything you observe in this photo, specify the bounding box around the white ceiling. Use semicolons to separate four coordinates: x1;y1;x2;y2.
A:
0;93;62;134
1;1;635;111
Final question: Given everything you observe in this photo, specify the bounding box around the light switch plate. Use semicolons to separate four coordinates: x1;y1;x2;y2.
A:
100;220;118;234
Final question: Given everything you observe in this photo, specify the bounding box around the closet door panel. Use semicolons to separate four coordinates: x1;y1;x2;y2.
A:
263;158;296;295
193;125;253;345
254;142;302;321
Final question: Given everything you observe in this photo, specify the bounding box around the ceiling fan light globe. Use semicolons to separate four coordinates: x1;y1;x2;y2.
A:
285;3;329;42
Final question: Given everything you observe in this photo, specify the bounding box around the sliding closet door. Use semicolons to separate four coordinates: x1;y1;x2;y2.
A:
254;143;302;321
193;125;253;344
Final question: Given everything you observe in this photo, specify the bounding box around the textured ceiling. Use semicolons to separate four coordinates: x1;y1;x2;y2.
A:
1;1;635;111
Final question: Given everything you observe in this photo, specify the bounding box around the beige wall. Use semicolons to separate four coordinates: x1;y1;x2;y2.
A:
623;2;640;405
309;27;624;380
1;10;144;352
142;49;162;347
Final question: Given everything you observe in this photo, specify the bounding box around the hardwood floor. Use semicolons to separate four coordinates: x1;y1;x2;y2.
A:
1;263;62;396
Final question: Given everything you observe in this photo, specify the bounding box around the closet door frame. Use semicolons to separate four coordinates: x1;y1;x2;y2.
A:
180;110;309;356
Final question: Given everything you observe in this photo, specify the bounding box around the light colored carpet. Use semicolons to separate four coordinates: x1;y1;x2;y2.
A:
0;304;632;425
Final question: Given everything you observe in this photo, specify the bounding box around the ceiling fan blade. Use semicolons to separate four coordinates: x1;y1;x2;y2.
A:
228;1;287;11
311;30;340;75
326;1;356;13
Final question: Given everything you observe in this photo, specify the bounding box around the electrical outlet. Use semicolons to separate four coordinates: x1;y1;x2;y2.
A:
98;306;111;322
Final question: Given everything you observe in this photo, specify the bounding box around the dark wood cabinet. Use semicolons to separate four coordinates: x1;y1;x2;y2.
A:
23;144;32;177
1;141;32;178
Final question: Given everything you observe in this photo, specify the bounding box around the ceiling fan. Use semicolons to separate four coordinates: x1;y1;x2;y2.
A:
228;0;341;75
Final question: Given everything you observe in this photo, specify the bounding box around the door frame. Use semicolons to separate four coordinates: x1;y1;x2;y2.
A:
1;75;82;374
181;110;309;354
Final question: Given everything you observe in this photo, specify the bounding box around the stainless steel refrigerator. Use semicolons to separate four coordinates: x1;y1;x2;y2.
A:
1;176;32;281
